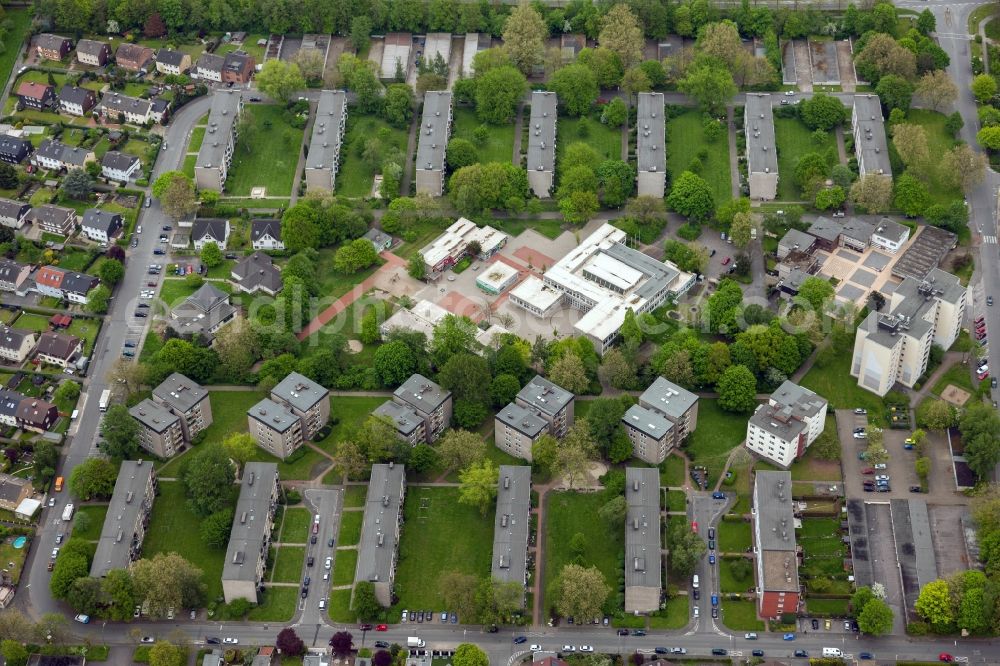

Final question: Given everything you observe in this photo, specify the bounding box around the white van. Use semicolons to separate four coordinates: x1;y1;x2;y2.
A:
822;648;843;658
692;574;700;589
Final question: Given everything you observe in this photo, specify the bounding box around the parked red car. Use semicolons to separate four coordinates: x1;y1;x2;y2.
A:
376;624;388;632
691;521;698;533
721;257;731;266
939;654;953;663
861;467;875;475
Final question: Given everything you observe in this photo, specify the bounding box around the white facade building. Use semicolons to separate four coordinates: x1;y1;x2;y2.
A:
745;380;828;468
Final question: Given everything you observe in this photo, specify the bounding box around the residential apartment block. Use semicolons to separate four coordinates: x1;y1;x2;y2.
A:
516;375;574;437
195;90;243;191
751;470;799;619
745;380;828;468
414;91;452;196
494;375;576;461
355;462;405;607
624;467;661;613
491;466;531;607
621;377;699;464
494;403;550;461
852;95;892;179
34;140;94;172
0;135;33;164
373;400;426;446
247;398;304;459
90;460;157;577
304;90;347;192
527;91;557;198
98;93;153;124
270;372;329;440
380;374;452;444
129;399;185;458
636;92;666;197
222;462;280;603
851;268;965;396
745;93;778;201
151;373;213;441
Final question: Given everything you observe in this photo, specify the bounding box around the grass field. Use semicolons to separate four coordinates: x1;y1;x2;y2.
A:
667;110;732;205
144;481;225;602
314;396;388;455
661;455;686;487
392;486;494;614
226;105;304;196
0;11;34;96
280;507;312;544
543;491;623;616
774;117;838;201
182;154;196;178
328;588;356;622
904;109;962;206
336;114;409;198
799;352;886;422
343;486;367;508
666;489;686;511
932;361;975;395
648;596;690;629
332;548;357;586
718;520;752;553
272;546;306;583
719;556;752;593
683;398;749;486
337;510;363;546
452;108;515;164
721;599;764;630
557;113;622;165
189;126;206;152
14;311;101;355
72;505;109;541
806;597;850;616
247;586;297;621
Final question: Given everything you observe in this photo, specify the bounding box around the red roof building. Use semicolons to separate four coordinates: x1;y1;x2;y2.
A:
35;265;65;291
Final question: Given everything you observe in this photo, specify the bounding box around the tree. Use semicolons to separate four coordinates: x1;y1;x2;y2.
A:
446;138;478;171
815;186;846;211
195;244;223;272
373;651;392;666
475;66;526;124
669;523;708;577
131;552;205;617
559;190;600;226
100;404;141;459
502;0;546;75
453;644;489;666
667;170;714;222
407;254;427;280
329;440;367;481
598;495;628;528
850;174;894;214
797;276;834;314
857;597;893;635
942;144;988;191
334;238;379;273
917;8;936;34
729;211;753;248
915;579;954;631
54;380;81;406
280;204;321;252
663;240;708;273
854;33;917;83
144;11;166;37
799;93;848;130
972;73;997;104
892;123;931;176
384;83;414;128
50;547;90;600
548;353;590;394
1;640;28;666
531;434;559;475
679;63;736;115
84;283;110;314
601;97;627;127
373;340;417;387
222;432;257;474
458;459;499;515
199;507;234;548
552;564;610;620
697;20;744;69
292;48;324;85
554;419;597;488
329;631;354;657
915;70;958;111
181;444;235;517
917;398;955;431
550;65;599;117
441;571;480;621
894;173;930;218
32;441;58;485
597;159;635;208
69;457;117;500
599;3;644;69
350;16;373;52
153;171;198;221
598;348;637;390
98;258;125;286
61;168;93;200
716;364;757;413
960;402;1000;479
257;60;306;103
438;429;487;472
148;641;185;666
276;628;305;657
875;74;914;112
977;125;1000;150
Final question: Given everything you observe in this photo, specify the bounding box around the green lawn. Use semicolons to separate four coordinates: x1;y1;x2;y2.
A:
543;491;623;616
271;545;306;583
332;548;357;586
189;126;207;152
13;311;101;355
0;541;27;584
336;114;409;198
720;599;764;630
343;486;367;508
313;396;388;455
392;486;494;614
182;154;196;178
144;481;226;602
451;108;515;165
666;489;686;511
719;556;752;593
683;398;749;486
904;109;962;206
217;34;267;61
774;117;838;201
806;597;850;616
661;455;686;487
648;596;689;629
337;510;363;546
0;11;32;94
493;217;564;240
280;507;311;543
667;109;732;205
225;105;305;196
328;588;357;622
718;520;752;553
72;505;109;541
932;361;974;395
557;113;622;166
247;586;297;621
799;352;886;423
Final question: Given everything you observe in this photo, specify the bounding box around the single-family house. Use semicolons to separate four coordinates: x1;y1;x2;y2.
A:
194;53;225;82
222;52;256;84
60;271;100;304
35;34;73;61
98;93;153;125
0;136;33;164
191;218;230;251
76;39;112;67
81;209;123;242
16;397;59;432
155;49;191;75
34;331;83;367
0;199;31;229
58;86;98;116
115;44;155;72
0;327;38;363
250;219;283;250
0;260;32;293
27;204;76;236
33;139;95;171
101;150;141;182
231;252;283;296
16;82;56;111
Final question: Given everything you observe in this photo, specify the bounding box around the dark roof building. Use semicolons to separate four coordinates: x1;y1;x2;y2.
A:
231;251;282;295
0;135;33;164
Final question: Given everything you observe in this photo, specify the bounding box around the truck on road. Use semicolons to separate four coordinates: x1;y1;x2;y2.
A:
98;389;111;412
61;503;74;521
407;638;425;649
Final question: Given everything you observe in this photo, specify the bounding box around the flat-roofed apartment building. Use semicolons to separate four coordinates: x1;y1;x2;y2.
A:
621;377;698;464
151;373;213;441
636;92;666;197
129;399;185;459
247;398;304;459
271;372;329;439
515;375;574;436
851;268;964;396
90;460;157;577
373;400;426;446
745;93;778;200
752;470;800;619
494;403;550;461
355;462;406;607
195;90;243;191
509;223;694;354
625;467;661;613
745;380;828;468
304;90;347;192
527;91;557;198
493;374;575;461
384;374;452;443
491;465;531;607
852;95;892;179
222;463;279;603
415;91;452;196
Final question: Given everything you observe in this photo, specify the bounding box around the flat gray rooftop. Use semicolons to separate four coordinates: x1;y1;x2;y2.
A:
305;90;347;175
356;463;406;586
854;95;892;177
222;462;278;583
527;91;557;174
622;404;672;439
491;465;531;589
195;90;241;170
625;467;661;590
601;241;681;301
636;92;666;174
152;372;207;414
517;375;573;417
753;471;796;552
271;371;327;412
891;225;957;281
129;398;179;433
395;374;450;413
745;94;777;174
640;377;697;421
248;398;298;433
374;400;422;436
91;460;155;577
496;402;548;438
415;91;451;174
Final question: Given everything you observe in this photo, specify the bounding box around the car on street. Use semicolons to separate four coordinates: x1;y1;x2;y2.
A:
74;614;90;624
811;619;819;629
401;610;408;622
55;533;63;544
529;645;542;652
691;521;698;533
311;535;317;544
989;297;994;307
859;653;874;660
744;633;757;640
708;527;715;539
579;646;594;653
153;249;165;255
51;548;59;559
376;624;387;631
145;198;151;208
359;624;373;631
711;607;718;618
874;463;887;470
712;595;719;607
514;637;527;644
780;99;789;105
794;650;808;658
307;556;314;567
616;629;629;636
784;90;795;96
670;648;686;655
140;637;155;644
712;491;725;499
861;467;875;474
711;649;727;656
692;588;700;600
910;486;923;493
328;538;335;547
561;646;576;653
450;612;457;623
708;554;716;564
223;638;238;645
654;648;668;655
325;557;332;569
206;638;221;645
752;650;764;657
783;633;795;641
853;432;867;439
162;226;172;231
939;654;954;662
721;256;731;265
709;539;715;549
876;475;889;481
134;311;147;317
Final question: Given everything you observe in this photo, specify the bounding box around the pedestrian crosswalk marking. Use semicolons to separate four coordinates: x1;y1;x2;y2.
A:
984;235;997;244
